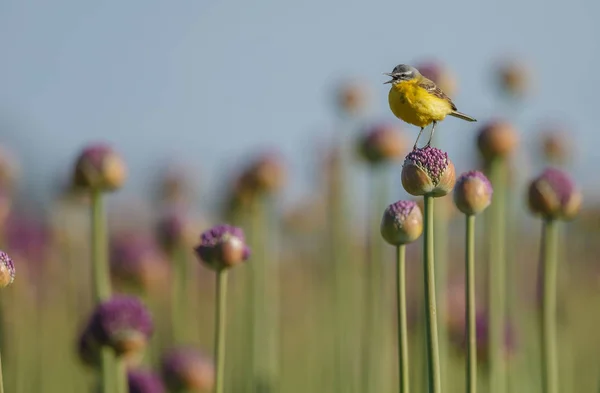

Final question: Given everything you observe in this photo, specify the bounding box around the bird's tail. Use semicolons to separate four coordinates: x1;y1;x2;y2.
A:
449;111;477;122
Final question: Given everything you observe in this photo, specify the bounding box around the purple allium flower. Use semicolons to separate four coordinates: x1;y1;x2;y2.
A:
358;123;407;164
477;120;519;161
161;347;215;391
453;170;493;215
89;295;153;356
194;224;250;271
156;207;197;251
380;200;423;246
401;146;456;197
0;251;15;288
110;233;169;291
77;323;99;367
528;168;581;220
128;369;166;393
72;143;126;191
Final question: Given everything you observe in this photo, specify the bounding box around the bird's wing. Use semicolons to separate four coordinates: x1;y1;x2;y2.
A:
418;78;457;111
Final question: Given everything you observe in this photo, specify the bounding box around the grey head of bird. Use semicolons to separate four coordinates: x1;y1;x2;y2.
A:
383;64;421;84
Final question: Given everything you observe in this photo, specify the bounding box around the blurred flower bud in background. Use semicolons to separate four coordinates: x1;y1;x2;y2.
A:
477;120;519;162
128;369;166;393
528;168;581;221
334;79;370;116
538;123;572;166
494;57;532;99
161;347;215;392
416;60;458;97
72;143;126;192
357;122;408;165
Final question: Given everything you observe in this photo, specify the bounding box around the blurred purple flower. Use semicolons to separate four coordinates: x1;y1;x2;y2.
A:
161;347;215;392
128;369;166;393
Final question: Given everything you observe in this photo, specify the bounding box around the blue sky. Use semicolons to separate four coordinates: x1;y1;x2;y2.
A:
1;0;599;210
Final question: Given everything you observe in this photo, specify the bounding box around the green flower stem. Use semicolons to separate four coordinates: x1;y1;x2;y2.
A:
214;269;229;393
396;244;409;393
91;190;115;393
115;358;127;393
465;215;477;393
488;158;507;393
541;219;558;393
362;169;387;393
171;243;189;343
423;195;441;393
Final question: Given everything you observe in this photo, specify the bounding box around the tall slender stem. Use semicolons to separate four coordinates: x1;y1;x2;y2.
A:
397;245;409;393
465;215;477;393
423;195;441;393
488;158;506;393
91;190;114;393
541;219;558;393
171;243;188;343
115;358;128;393
214;269;229;393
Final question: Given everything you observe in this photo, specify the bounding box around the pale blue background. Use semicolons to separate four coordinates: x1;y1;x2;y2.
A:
1;0;598;209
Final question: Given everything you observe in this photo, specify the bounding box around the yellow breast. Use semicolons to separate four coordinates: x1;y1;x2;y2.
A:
388;80;453;128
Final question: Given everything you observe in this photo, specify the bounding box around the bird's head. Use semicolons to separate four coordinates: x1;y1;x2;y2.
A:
384;64;420;85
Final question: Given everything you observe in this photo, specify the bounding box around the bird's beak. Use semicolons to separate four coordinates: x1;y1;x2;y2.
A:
383;72;394;84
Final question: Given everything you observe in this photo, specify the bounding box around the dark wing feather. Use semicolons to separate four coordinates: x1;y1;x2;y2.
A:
418;78;457;111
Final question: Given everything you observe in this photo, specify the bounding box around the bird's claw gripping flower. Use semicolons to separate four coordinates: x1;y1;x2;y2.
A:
88;295;153;357
161;347;215;392
528;168;581;220
380;200;423;246
194;225;250;271
128;369;166;393
0;251;15;288
453;170;493;215
401;146;456;197
73;143;127;191
358;123;407;164
477;120;519;161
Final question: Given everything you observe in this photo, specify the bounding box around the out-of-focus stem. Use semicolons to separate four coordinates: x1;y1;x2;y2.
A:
488;158;507;393
91;190;114;393
171;243;188;343
214;269;228;393
541;219;558;393
396;244;409;393
466;215;477;393
115;358;127;393
423;195;441;393
362;168;386;393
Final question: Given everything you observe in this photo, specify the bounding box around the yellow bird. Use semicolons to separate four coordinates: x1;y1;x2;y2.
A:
385;64;476;149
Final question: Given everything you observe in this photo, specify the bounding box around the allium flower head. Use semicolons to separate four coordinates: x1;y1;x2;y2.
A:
380;200;423;245
194;224;250;271
128;369;166;393
528;168;581;220
243;153;286;195
0;251;15;288
477;120;518;161
358;123;407;164
157;207;198;250
401;146;456;197
540;128;571;165
110;233;169;291
162;347;215;392
453;171;493;215
73;143;126;191
89;295;153;356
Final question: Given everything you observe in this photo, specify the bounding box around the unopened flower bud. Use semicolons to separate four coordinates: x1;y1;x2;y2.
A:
496;59;530;98
477;120;518;161
89;295;153;357
358;123;407;164
128;369;166;393
162;347;215;392
0;251;15;288
194;225;250;271
528;168;581;220
73;144;126;191
401;146;456;197
453;171;493;215
380;200;423;245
